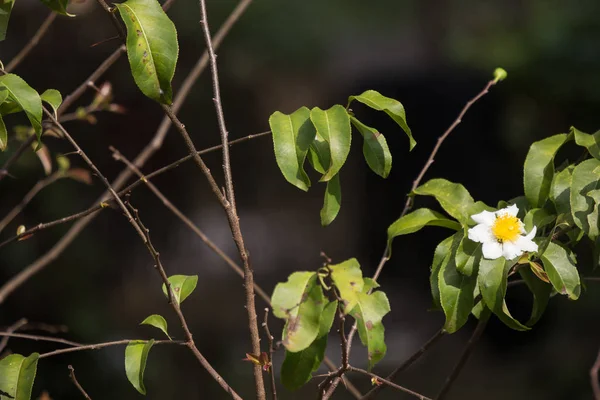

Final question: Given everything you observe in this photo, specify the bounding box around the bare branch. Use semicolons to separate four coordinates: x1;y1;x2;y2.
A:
68;365;93;400
5;12;57;72
591;347;600;400
0;331;82;348
0;319;28;355
38;339;182;359
262;308;277;400
349;366;432;400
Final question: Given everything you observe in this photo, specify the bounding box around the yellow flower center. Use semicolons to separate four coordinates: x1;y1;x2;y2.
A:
492;214;521;243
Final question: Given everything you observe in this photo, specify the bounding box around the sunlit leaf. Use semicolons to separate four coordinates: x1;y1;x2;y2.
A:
350;116;392;178
0;353;39;400
0;74;42;142
329;258;363;313
161;275;198;305
550;166;574;221
309;105;351;182
539;242;580;300
320;173;341;226
0;114;6;151
430;234;458;310
348;90;415;150
455;236;481;277
269;107;316;191
523;133;570;208
40;89;63;119
125;340;154;395
140;314;171;340
307;129;330;174
570;159;600;239
572;126;600;160
412;179;475;225
115;0;178;104
0;0;15;41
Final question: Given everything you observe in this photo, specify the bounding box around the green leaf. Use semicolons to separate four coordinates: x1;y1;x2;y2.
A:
0;353;39;400
348;89;415;150
269;107;316;191
280;300;337;391
478;259;529;331
438;235;477;333
0;114;6;152
0;0;14;41
271;272;324;352
351;288;391;370
0;74;42;141
329;258;363;313
518;267;551;326
350;116;392;178
539;242;581;300
387;208;461;255
320;173;341;226
140;314;171;340
39;0;73;16
570;158;600;239
412;179;475;225
115;0;178;104
523;133;570;208
522;208;555;233
40;89;62;119
309;105;351;182
125;340;154;395
306;129;330;174
572;126;600;160
161;275;198;305
455;237;481;277
430;234;459;310
550;166;574;219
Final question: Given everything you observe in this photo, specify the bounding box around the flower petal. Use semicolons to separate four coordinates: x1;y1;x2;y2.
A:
468;223;494;243
471;210;496;226
514;235;538;253
525;226;537;240
482;241;503;259
502;241;524;260
498;204;519;217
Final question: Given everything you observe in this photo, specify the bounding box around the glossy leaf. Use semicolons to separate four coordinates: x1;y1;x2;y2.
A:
125;340;154;395
40;0;73;16
572;126;600;160
269;107;316;191
320;173;341;226
140;314;171;339
430;234;458;309
518;267;551;326
115;0;178;104
161;275;198;305
351;285;390;370
0;74;42;140
0;353;39;400
40;89;62;119
350;116;392;178
412;179;475;225
570;159;600;239
540;242;581;300
478;258;529;331
309;105;351;182
0;114;6;151
280;300;337;390
348;90;415;150
523;133;570;208
387;208;461;255
307;129;330;174
455;237;481;277
550;166;574;219
0;0;14;41
329;258;363;313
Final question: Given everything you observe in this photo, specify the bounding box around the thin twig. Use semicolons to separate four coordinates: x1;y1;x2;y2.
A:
5;13;57;72
95;0;126;39
349;366;432;400
262;309;277;400
361;329;445;399
591;347;600;400
436;314;490;400
0;319;28;354
0;331;82;347
68;365;93;400
0;135;35;182
38;339;182;359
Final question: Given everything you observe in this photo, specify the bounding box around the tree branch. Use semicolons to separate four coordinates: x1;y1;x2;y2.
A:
5;12;57;73
349;366;432;400
0;319;28;355
262;308;277;400
591;347;600;400
38;339;182;359
68;365;93;400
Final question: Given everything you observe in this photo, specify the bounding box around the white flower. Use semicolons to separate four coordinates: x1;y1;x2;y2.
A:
468;204;538;260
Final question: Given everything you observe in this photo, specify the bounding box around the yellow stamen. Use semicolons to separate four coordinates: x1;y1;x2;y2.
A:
492;213;521;243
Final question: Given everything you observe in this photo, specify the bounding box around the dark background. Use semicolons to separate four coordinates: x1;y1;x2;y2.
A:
1;0;600;399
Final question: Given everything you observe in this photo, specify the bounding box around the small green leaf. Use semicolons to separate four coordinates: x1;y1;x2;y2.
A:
39;0;73;16
570;159;600;239
412;179;475;225
387;208;461;255
40;89;62;119
0;353;39;400
280;300;337;391
0;0;15;41
430;234;459;310
140;314;171;340
550;166;574;219
522;208;555;233
329;258;363;313
307;129;330;174
271;272;324;352
125;340;154;395
348;90;415;150
350;116;392;178
115;0;178;104
518;267;551;326
161;275;198;305
478;259;529;331
309;105;351;182
523;133;570;208
0;114;6;151
455;237;481;277
0;74;42;141
320;173;341;226
539;242;581;300
269;107;316;191
572;126;600;160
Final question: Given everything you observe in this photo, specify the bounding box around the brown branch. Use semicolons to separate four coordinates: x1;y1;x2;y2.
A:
349;366;432;400
0;331;82;347
38;339;182;359
0;0;255;305
0;319;28;355
0;135;35;182
5;12;57;72
68;365;93;400
95;0;126;40
436;314;489;400
591;347;600;400
262;308;277;400
361;329;445;399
